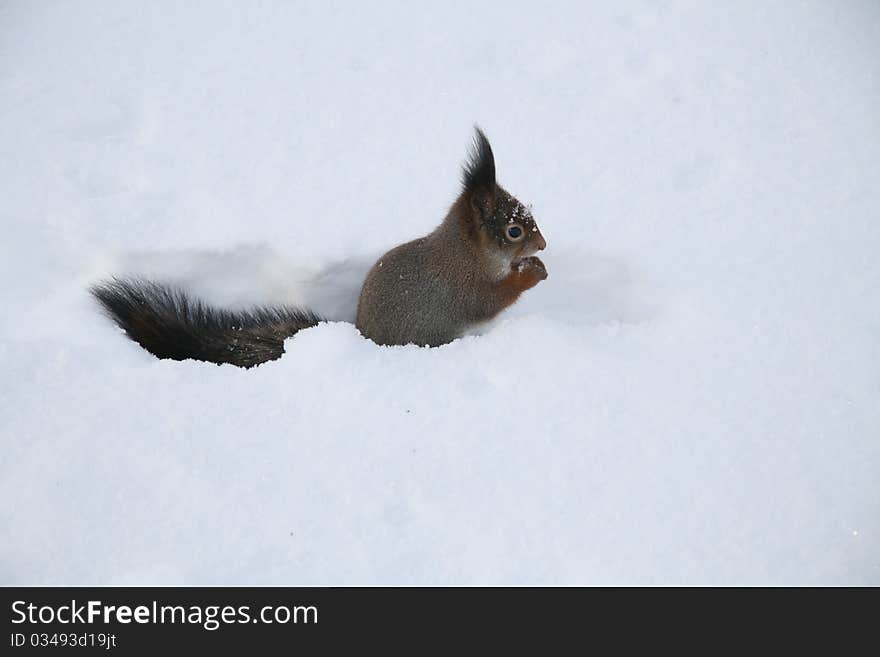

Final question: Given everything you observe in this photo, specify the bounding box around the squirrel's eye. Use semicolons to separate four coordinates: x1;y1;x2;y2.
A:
506;225;524;241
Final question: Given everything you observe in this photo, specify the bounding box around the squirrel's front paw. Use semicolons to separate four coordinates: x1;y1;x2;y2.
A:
516;256;548;286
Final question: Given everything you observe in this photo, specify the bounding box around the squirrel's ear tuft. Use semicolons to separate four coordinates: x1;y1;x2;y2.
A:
461;126;496;214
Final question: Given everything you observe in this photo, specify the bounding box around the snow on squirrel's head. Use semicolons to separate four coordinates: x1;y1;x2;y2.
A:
459;127;547;268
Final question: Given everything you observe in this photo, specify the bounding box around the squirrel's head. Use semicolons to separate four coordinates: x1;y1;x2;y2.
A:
460;127;547;276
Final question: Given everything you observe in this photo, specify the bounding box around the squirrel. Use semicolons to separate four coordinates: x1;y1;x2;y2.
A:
91;127;548;368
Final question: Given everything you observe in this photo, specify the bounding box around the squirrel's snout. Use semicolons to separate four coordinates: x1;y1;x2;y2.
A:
534;232;547;251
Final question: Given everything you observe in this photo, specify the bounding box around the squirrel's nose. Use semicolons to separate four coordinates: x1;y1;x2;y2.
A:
534;232;547;251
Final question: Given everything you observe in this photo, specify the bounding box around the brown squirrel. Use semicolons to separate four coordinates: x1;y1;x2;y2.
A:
91;128;547;367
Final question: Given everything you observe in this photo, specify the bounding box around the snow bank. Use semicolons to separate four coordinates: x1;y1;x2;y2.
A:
1;1;878;584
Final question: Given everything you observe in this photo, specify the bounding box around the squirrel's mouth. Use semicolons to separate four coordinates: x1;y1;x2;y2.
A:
509;233;547;271
511;253;534;272
513;241;545;263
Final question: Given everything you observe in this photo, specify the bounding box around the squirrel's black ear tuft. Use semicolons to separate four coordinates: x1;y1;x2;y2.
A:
461;126;496;196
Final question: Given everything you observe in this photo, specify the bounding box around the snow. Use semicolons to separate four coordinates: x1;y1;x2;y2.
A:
1;1;879;584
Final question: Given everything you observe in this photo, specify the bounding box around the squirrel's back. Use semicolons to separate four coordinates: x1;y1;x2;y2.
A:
356;233;472;347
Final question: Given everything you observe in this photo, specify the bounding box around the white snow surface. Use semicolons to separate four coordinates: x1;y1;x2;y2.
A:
1;1;879;584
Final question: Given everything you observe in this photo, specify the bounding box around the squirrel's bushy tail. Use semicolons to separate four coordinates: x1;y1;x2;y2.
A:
90;278;322;368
